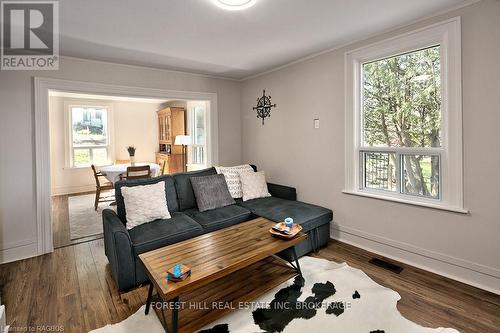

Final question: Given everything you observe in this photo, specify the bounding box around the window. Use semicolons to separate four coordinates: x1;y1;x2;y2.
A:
187;101;208;170
345;18;465;212
68;105;111;167
361;46;441;199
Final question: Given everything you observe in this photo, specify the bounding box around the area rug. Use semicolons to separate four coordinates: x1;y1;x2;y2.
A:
68;193;115;240
89;257;460;333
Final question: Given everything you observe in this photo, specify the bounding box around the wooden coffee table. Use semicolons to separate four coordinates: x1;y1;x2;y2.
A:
138;217;307;333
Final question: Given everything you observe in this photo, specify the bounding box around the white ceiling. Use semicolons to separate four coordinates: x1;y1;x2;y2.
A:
59;0;470;79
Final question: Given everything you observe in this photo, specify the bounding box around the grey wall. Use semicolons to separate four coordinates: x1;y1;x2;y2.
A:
0;57;241;262
241;1;500;293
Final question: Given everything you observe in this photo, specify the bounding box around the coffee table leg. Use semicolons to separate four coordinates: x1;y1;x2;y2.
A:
172;296;180;333
145;282;154;315
292;247;303;278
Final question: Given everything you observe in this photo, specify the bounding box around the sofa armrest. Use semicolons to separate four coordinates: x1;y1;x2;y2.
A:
267;183;297;201
102;209;137;291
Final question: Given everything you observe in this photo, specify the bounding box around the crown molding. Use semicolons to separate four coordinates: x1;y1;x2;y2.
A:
241;0;480;81
59;55;241;82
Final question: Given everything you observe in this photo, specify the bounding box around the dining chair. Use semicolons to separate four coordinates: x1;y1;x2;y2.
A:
158;159;167;176
125;165;151;180
91;165;115;211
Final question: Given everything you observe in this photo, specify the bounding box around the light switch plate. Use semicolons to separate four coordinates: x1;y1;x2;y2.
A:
314;118;320;129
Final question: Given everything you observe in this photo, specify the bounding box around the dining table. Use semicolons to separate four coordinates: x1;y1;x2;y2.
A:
100;162;160;184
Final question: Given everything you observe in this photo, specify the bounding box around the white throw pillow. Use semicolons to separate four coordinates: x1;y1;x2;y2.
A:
239;171;271;202
121;181;171;229
215;164;254;198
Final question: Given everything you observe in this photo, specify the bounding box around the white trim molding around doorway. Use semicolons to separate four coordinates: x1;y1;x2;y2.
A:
34;77;219;256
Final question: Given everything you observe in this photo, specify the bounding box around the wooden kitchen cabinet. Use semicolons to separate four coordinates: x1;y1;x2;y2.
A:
156;107;185;174
157;107;185;154
155;153;184;174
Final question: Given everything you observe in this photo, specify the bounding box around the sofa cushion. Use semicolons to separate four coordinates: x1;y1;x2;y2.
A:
237;197;332;232
173;167;217;211
128;212;203;254
190;174;235;212
215;164;254;198
184;205;252;233
115;175;178;224
121;181;171;229
239;170;271;201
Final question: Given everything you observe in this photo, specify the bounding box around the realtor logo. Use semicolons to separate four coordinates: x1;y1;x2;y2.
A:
1;0;59;70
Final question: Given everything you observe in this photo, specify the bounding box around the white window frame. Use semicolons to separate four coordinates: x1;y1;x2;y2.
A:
186;101;208;170
64;102;114;168
344;17;466;213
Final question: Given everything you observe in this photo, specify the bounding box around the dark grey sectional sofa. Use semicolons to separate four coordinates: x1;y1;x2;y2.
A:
103;166;333;291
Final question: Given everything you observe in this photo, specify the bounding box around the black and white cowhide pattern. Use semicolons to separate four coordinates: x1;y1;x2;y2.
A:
89;257;459;333
198;257;459;333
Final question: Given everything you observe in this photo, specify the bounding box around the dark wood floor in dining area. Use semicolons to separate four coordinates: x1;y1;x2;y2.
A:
0;239;498;333
52;192;110;249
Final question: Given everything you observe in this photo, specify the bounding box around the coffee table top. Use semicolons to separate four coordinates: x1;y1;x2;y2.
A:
138;217;306;300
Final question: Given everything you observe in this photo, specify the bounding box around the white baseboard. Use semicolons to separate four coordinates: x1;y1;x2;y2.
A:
51;184;95;196
0;238;35;252
0;242;38;264
331;224;500;295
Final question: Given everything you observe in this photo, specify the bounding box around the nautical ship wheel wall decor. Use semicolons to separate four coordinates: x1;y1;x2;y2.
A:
253;89;276;125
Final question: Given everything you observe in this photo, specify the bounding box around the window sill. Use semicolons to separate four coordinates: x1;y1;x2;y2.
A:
63;163;112;170
342;190;469;214
63;166;89;170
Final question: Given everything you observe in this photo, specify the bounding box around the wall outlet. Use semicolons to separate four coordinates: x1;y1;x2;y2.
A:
314;118;320;129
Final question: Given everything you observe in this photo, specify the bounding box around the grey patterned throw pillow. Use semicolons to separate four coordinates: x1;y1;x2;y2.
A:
190;174;236;212
215;164;254;198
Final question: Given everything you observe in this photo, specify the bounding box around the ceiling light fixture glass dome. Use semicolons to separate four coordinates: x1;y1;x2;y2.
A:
213;0;257;10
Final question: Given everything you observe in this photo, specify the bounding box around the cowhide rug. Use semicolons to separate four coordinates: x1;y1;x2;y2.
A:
90;257;459;333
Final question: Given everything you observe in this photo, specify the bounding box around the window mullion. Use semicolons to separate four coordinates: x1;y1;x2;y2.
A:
396;152;402;194
359;149;364;190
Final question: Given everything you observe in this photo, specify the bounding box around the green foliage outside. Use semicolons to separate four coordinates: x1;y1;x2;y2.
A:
363;46;441;198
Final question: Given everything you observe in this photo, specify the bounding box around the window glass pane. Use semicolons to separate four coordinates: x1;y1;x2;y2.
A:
72;107;108;147
362;46;441;148
92;148;108;166
363;152;397;191
194;106;205;145
402;154;440;199
73;148;91;167
190;146;204;165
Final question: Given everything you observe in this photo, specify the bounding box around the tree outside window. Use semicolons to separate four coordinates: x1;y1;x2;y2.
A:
70;106;110;167
361;46;441;199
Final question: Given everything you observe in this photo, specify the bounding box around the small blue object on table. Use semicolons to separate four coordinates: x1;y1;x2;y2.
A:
167;264;191;282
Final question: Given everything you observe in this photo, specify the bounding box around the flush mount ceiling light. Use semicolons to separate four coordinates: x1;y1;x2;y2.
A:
212;0;257;10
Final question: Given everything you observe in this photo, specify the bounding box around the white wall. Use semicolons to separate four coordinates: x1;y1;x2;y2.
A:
0;57;241;263
114;100;160;162
49;96;160;195
241;1;500;293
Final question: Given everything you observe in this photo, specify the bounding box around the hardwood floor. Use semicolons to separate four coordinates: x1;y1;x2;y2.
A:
52;192;107;249
0;239;498;333
311;242;500;333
